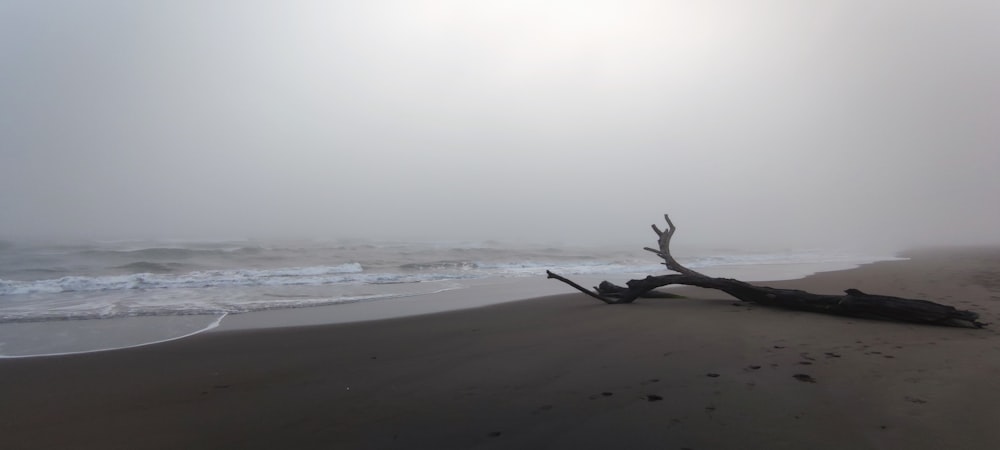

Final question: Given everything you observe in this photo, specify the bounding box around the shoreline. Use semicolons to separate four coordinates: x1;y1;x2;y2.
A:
2;248;998;448
0;258;893;358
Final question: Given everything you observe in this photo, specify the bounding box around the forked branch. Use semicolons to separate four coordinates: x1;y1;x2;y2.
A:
643;214;706;277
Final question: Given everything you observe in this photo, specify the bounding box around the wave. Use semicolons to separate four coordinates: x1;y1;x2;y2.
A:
475;260;665;276
0;285;464;324
19;268;67;274
0;250;903;297
113;261;188;273
2;258;633;296
399;260;479;271
0;263;367;295
681;251;899;268
80;246;263;260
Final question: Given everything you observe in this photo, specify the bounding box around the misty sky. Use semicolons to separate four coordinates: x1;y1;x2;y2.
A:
1;1;998;250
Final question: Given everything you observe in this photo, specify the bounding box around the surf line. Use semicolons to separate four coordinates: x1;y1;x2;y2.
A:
0;312;229;359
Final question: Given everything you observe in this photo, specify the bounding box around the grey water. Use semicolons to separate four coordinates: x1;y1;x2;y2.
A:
0;238;900;357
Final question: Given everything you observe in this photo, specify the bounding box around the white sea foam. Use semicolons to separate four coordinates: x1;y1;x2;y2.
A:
0;263;365;295
0;260;662;296
474;260;666;276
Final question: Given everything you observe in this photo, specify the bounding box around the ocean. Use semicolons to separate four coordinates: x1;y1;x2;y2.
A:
0;238;901;357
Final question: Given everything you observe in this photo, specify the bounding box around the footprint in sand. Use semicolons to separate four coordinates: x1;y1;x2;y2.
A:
533;405;554;414
793;374;817;383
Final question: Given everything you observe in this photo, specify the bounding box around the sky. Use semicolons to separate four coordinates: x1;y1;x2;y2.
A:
1;0;998;250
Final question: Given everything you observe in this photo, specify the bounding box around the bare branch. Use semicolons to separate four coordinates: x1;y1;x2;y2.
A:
545;270;619;304
643;247;665;258
663;214;676;231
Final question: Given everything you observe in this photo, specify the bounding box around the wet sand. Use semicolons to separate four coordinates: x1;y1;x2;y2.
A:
2;248;999;449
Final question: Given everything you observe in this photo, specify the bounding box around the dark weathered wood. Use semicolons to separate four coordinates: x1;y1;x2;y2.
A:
544;271;615;304
547;214;984;328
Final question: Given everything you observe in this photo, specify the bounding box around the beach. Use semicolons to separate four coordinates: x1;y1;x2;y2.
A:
2;248;999;449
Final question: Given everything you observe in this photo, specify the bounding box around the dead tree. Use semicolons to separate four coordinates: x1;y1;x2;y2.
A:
547;214;984;328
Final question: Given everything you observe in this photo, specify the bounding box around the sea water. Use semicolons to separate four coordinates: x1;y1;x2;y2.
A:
0;238;901;357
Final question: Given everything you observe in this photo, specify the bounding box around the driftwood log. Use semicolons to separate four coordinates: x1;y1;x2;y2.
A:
547;214;984;328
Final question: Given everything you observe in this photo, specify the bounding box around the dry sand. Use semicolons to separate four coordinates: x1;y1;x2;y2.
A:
2;248;999;449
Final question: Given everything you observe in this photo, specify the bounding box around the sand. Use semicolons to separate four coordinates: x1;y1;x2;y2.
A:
2;248;999;449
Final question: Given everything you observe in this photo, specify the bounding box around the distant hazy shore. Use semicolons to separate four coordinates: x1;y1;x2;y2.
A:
2;248;999;449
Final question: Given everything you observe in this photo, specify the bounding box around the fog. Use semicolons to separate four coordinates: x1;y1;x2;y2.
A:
1;1;998;250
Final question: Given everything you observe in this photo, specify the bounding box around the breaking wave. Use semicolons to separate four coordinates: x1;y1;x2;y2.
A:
0;263;366;295
113;261;188;273
399;260;480;271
